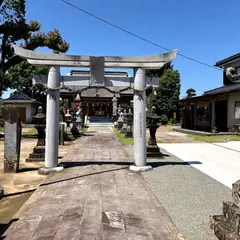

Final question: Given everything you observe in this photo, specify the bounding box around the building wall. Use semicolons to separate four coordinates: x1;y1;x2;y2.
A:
33;75;160;88
227;92;240;129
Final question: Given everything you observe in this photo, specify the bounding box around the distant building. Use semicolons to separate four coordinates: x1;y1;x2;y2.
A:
33;70;159;119
181;53;240;132
2;92;40;123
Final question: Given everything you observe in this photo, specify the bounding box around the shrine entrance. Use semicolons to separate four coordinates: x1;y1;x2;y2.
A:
14;45;177;173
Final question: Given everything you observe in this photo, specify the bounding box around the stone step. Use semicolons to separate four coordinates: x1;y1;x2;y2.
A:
26;157;45;162
33;146;45;154
29;153;45;159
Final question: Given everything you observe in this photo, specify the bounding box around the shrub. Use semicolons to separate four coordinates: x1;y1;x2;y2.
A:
168;118;178;125
160;115;168;125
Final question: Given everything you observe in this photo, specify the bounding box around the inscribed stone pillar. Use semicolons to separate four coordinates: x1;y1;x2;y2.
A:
112;96;117;121
45;66;60;168
4;106;21;172
133;68;147;166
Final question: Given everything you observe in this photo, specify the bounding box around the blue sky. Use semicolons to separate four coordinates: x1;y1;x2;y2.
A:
3;0;240;98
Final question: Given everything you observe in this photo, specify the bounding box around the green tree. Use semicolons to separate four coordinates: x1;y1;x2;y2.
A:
147;68;181;119
186;88;196;98
0;0;69;97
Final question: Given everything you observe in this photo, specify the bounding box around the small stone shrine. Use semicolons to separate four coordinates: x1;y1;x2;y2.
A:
210;180;240;240
146;106;162;157
4;106;21;173
26;106;46;162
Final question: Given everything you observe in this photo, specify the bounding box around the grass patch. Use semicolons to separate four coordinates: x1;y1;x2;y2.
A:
192;134;240;143
22;128;38;136
114;130;133;145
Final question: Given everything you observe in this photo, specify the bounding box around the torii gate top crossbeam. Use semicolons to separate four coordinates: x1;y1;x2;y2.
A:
14;46;177;69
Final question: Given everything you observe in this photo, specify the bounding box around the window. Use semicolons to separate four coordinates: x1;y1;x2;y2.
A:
235;101;240;119
236;66;240;74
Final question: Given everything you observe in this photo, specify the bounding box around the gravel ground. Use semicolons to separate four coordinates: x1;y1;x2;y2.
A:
125;146;232;240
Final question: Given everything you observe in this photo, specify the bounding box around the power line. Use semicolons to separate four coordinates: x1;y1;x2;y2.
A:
61;0;223;72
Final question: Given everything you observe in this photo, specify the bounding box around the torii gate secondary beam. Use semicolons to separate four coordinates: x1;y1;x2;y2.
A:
13;46;177;173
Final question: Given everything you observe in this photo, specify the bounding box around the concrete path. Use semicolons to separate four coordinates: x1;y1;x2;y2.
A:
2;127;183;240
158;142;240;188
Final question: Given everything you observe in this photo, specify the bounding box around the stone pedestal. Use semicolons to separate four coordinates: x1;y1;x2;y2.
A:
121;110;128;134
4;107;21;173
147;124;162;157
117;120;124;130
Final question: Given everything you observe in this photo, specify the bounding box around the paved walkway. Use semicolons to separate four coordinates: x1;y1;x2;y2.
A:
3;127;183;240
158;142;240;188
125;145;232;240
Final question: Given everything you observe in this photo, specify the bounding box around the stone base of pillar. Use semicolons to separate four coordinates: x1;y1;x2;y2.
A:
38;166;64;175
147;145;163;158
129;165;152;172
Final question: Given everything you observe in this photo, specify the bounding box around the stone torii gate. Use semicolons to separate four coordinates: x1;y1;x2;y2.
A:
14;46;177;173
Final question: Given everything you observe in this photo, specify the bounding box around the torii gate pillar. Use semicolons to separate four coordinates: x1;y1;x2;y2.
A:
45;66;61;169
130;68;152;172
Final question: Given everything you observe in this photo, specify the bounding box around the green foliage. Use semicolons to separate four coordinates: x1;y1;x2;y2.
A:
159;114;168;125
168;117;178;125
192;134;240;143
186;88;196;98
147;68;181;119
0;0;69;96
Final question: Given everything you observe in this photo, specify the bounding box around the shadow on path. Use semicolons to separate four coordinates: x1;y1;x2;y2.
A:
40;166;129;187
60;160;202;169
0;218;19;239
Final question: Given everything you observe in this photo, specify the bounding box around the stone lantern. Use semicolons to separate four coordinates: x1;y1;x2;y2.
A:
26;106;46;162
121;109;128;133
65;109;72;133
146;106;162;157
125;109;133;138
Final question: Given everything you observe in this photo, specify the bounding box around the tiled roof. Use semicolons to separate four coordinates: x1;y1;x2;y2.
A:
215;53;240;66
2;92;40;104
60;86;133;98
204;83;240;96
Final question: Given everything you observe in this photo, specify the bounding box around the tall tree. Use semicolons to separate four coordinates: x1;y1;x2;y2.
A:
0;0;69;96
147;68;181;118
186;88;196;98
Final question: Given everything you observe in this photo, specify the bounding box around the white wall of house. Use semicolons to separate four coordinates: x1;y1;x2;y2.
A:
228;92;240;128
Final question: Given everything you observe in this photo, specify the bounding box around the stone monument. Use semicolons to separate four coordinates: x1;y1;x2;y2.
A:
4;106;21;173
